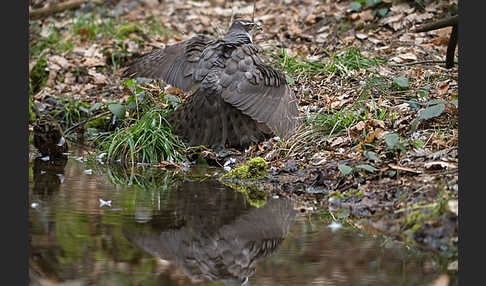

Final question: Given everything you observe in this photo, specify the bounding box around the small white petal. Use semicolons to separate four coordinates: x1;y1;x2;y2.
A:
99;199;112;207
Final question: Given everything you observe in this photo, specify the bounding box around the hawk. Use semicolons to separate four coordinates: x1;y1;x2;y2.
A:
124;20;300;150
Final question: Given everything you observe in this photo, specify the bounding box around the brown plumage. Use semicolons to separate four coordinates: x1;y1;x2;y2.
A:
123;20;300;150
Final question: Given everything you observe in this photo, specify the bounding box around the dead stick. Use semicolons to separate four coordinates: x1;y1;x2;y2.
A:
64;110;111;135
446;23;458;69
389;60;453;67
252;0;257;22
414;15;458;33
29;0;100;20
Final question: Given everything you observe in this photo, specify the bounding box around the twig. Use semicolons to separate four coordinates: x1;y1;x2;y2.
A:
445;23;458;69
64;110;111;135
414;15;458;33
229;0;235;27
388;60;452;67
252;0;257;22
414;15;458;69
29;0;102;20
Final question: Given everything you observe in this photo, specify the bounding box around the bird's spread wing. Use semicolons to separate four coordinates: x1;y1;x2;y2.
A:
167;83;267;150
123;35;213;92
219;44;300;139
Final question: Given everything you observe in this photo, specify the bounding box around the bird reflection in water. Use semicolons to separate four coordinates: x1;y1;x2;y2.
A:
123;180;297;286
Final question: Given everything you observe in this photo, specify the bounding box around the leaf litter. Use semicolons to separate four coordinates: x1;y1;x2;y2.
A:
29;0;458;256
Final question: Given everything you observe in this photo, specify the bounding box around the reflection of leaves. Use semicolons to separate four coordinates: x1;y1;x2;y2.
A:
56;210;93;264
104;163;180;192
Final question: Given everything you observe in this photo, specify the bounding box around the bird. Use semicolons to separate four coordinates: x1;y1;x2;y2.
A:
123;19;300;150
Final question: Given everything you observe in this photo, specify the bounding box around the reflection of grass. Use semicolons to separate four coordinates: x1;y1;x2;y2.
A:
103;163;180;191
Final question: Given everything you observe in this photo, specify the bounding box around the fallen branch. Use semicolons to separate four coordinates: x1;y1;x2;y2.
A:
29;0;100;20
388;60;458;67
414;15;458;33
64;110;111;135
414;15;458;69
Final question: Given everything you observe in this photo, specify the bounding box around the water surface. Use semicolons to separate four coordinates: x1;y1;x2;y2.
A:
29;150;457;285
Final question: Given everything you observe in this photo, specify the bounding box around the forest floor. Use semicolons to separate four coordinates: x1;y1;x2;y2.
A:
29;0;458;259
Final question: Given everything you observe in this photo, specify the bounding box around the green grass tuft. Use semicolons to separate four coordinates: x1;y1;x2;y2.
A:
100;109;187;164
272;46;384;78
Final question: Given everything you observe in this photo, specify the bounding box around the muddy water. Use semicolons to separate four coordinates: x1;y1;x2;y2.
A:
29;149;457;285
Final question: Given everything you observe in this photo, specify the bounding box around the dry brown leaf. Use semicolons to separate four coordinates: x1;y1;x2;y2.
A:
350;121;366;136
330;98;351;109
165;86;184;96
327;136;350;147
436;81;450;96
355;33;368;40
82;57;106;67
397;52;418;62
389;3;412;14
47;55;71;71
88;69;107;84
368;119;386;129
358;10;374;22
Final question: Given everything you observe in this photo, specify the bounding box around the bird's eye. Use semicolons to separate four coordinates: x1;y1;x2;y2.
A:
248;24;254;30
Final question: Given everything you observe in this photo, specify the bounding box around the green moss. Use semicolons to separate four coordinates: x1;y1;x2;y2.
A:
116;24;142;38
86;114;110;129
344;188;364;197
29;58;48;95
328;191;344;200
404;210;428;227
29;96;37;123
220;157;268;180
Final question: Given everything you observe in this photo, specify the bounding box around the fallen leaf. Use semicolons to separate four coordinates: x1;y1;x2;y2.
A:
355;33;368;40
358;9;374;21
88;69;108;84
397;52;418;62
328;136;350;147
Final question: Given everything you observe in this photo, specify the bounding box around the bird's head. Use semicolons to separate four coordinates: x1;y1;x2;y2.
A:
226;20;262;43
